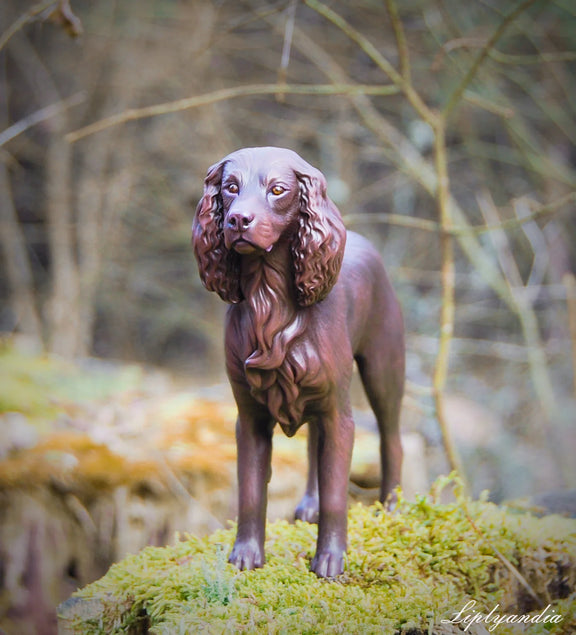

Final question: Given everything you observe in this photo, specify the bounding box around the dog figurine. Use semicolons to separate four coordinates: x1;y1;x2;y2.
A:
192;147;404;577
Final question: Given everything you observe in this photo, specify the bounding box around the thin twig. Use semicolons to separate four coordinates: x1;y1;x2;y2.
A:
431;37;489;72
0;91;85;147
154;451;223;530
432;35;576;70
344;192;576;236
413;333;540;364
65;83;399;143
477;191;567;485
463;504;544;608
0;0;56;52
384;0;411;82
443;0;541;118
478;191;558;419
505;111;576;188
304;0;433;121
305;0;401;84
564;273;576;400
277;0;298;102
514;198;548;293
344;212;439;232
462;91;515;119
455;192;576;235
490;49;576;65
431;118;468;490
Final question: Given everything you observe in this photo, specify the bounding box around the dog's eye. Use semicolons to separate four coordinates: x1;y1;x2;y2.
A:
270;185;286;196
225;183;239;194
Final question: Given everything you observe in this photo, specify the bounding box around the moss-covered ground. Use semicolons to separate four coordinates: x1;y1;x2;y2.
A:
68;478;576;634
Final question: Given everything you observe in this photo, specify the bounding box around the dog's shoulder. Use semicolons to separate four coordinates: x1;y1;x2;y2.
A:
342;231;385;274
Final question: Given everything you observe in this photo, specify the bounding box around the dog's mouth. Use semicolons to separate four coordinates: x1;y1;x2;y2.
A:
231;237;274;255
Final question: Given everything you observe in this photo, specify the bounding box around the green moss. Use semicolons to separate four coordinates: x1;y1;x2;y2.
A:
0;343;142;422
0;346;71;420
71;478;576;634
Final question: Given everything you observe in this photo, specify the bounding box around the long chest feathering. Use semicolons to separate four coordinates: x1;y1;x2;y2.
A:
238;259;328;434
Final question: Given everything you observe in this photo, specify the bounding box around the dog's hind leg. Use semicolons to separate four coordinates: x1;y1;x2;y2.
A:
295;423;320;523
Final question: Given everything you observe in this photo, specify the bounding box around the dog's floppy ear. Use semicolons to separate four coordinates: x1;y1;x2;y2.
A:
192;159;243;304
291;163;347;306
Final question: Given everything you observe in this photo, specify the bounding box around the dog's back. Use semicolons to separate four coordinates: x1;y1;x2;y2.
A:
337;231;404;357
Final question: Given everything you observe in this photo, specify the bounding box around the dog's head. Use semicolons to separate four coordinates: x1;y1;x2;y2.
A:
192;147;346;306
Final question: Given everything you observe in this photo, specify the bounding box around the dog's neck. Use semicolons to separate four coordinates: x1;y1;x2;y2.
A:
240;240;302;367
239;240;296;313
237;239;314;430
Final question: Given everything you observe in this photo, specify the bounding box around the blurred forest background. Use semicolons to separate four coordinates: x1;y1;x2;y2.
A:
1;0;576;631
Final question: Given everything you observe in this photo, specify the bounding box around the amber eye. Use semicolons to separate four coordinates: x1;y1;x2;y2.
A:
226;183;239;194
270;185;286;196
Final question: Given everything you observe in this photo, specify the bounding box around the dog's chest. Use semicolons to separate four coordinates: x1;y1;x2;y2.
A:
245;337;332;435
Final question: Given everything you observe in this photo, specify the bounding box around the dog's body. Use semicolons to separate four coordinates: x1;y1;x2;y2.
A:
193;147;404;577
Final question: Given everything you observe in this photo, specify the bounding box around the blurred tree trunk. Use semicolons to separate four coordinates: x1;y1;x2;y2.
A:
8;33;89;357
7;19;135;359
0;163;44;345
45;115;85;357
75;123;127;359
0;45;43;346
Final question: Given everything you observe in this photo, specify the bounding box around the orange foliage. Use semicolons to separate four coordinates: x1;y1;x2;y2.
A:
0;398;310;494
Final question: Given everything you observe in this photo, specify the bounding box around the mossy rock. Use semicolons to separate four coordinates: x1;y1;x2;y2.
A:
60;479;576;634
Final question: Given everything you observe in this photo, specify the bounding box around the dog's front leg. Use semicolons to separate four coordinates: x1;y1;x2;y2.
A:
229;411;273;571
311;412;354;578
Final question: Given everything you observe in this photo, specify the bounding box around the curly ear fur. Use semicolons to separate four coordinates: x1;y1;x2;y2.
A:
192;161;243;304
292;169;347;307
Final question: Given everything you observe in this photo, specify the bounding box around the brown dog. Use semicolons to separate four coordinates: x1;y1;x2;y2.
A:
192;147;404;577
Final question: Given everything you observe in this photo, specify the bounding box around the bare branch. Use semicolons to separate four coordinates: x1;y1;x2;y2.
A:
0;0;56;52
462;91;515;119
277;0;298;93
457;192;576;235
0;91;85;147
344;212;439;232
477;192;568;485
431;37;488;72
490;48;576;65
304;0;433;121
431;118;468;489
345;192;576;236
304;0;401;84
462;500;544;608
433;35;576;70
564;273;576;400
384;0;411;82
65;83;399;143
443;0;541;118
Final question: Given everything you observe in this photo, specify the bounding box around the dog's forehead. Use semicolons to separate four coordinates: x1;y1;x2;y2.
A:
223;148;302;183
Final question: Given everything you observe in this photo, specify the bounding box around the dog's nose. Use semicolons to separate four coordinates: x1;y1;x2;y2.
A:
227;211;254;232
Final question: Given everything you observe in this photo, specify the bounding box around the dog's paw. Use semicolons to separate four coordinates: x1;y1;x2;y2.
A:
310;548;345;578
382;489;399;512
295;494;319;524
228;539;264;571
